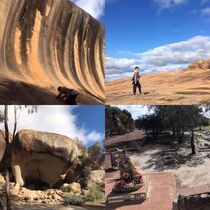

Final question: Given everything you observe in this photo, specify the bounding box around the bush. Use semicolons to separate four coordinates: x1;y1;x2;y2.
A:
88;182;105;203
64;195;85;206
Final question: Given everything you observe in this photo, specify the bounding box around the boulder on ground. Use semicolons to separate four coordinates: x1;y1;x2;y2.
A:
69;182;81;194
60;182;81;194
88;170;105;185
11;129;86;189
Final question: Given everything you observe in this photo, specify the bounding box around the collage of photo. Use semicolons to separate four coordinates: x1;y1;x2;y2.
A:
0;0;210;210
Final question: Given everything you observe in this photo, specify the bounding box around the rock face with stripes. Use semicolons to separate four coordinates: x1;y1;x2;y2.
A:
0;0;105;104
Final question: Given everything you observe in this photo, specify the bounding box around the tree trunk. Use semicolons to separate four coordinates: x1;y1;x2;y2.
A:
178;134;183;144
172;129;176;136
4;106;11;210
191;130;196;155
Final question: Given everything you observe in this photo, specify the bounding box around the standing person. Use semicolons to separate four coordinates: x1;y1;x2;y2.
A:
132;66;142;95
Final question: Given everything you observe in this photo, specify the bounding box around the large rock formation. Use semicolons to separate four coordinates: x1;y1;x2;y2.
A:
11;129;86;189
0;0;105;104
0;131;6;162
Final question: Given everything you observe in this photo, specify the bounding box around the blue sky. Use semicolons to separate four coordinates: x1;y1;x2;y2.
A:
0;106;105;148
72;105;105;147
105;0;210;80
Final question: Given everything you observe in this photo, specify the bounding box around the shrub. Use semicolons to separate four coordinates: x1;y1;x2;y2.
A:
88;182;105;203
64;195;85;206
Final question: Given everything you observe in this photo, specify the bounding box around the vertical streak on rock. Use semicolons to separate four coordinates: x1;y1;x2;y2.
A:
0;0;105;103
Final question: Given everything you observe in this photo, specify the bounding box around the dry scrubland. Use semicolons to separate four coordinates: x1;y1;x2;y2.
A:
106;60;210;105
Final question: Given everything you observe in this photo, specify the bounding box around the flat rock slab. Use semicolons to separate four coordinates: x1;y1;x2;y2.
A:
106;171;177;210
178;184;210;197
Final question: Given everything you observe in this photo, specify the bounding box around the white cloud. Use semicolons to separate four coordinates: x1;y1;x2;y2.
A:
113;105;152;119
106;57;137;74
202;7;210;16
87;131;104;142
154;0;188;10
0;106;104;145
201;0;210;4
139;36;210;65
72;0;105;19
106;36;210;81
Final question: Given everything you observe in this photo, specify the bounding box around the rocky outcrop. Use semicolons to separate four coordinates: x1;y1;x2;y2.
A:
0;0;105;104
0;131;6;162
185;60;210;71
11;129;87;189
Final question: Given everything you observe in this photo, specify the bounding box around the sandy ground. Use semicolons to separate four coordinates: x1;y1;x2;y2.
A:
106;69;210;105
15;204;94;210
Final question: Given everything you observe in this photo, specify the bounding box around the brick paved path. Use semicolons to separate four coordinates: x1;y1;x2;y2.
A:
106;170;177;210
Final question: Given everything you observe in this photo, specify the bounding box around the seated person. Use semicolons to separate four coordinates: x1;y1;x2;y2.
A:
114;147;143;192
56;86;79;105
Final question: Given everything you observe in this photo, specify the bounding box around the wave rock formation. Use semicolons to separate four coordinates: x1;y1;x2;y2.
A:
0;0;105;104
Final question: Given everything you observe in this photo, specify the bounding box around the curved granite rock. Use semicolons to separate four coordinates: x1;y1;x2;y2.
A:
0;0;105;104
11;129;87;188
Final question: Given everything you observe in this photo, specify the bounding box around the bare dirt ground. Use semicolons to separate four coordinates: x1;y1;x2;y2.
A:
15;204;97;210
105;130;145;149
106;69;210;105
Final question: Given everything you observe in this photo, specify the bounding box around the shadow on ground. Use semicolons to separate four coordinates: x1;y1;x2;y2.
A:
141;140;206;171
0;78;102;105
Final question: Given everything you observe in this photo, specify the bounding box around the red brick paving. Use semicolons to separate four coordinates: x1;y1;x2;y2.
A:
105;170;177;210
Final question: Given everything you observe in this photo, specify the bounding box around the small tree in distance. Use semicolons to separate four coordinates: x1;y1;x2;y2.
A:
0;105;38;210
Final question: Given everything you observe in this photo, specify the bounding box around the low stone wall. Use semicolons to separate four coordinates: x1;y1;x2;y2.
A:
173;194;210;210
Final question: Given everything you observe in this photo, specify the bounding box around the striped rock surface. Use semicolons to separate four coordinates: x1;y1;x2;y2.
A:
0;0;105;104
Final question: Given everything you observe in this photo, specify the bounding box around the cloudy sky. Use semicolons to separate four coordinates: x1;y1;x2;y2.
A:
114;105;210;119
113;105;151;119
0;106;104;147
72;0;105;19
105;0;210;80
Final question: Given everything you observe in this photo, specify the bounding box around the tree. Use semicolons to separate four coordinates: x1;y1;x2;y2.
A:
135;113;165;138
136;106;208;155
0;105;38;210
152;106;206;154
105;106;135;135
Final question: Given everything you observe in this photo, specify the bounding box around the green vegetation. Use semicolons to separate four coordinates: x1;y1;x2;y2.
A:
71;143;104;188
106;106;135;135
64;182;105;206
64;195;85;206
86;182;105;204
135;106;210;154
